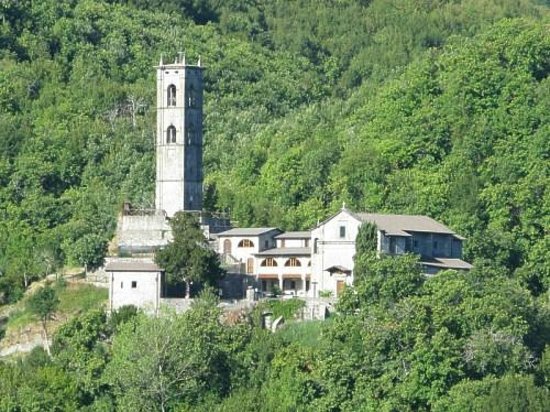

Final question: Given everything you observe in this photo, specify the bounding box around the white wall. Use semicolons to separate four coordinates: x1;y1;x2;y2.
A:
276;238;309;248
109;271;162;314
310;210;361;297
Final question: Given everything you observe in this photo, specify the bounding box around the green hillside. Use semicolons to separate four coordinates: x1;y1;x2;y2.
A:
0;2;549;408
1;0;548;301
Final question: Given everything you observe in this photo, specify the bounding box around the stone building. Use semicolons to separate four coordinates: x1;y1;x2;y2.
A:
106;55;229;310
155;55;204;216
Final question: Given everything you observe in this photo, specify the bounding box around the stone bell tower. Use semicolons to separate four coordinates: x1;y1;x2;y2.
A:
155;54;204;217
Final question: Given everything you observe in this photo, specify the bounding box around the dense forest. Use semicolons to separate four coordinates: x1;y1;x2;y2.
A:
0;0;549;410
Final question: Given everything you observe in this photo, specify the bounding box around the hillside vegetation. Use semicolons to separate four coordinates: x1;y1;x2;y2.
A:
0;1;549;409
0;0;548;300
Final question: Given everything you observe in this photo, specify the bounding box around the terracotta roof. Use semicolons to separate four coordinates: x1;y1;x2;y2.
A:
105;261;163;272
274;231;311;239
255;247;311;256
216;227;281;237
420;258;473;270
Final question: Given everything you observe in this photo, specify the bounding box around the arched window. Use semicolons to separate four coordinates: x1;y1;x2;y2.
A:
313;238;319;254
167;85;176;107
223;239;231;254
187;84;197;108
166;125;176;143
238;239;254;248
308;260;311;267
285;258;301;267
186;123;195;146
261;258;277;267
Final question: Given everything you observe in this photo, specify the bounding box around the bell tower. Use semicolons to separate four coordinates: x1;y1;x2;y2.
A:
155;54;204;217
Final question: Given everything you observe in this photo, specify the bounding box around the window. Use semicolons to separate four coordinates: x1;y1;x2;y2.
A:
413;240;418;248
290;280;296;290
187;85;197;108
285;257;301;267
433;241;438;250
261;258;277;267
223;239;231;254
238;239;254;248
305;239;310;247
186;123;195;145
120;282;123;289
166;125;176;143
339;226;346;238
131;281;137;288
264;240;269;249
167;84;176;107
313;238;319;254
246;258;254;274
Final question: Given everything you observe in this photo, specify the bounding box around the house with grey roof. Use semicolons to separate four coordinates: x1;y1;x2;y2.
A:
310;207;472;298
216;228;282;275
105;259;164;314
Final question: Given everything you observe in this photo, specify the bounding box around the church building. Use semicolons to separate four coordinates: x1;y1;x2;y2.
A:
105;54;472;312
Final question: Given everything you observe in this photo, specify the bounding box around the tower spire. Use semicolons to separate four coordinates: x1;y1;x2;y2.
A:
159;54;163;66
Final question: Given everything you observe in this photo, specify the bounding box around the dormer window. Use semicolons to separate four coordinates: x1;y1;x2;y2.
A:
167;84;176;107
166;125;176;143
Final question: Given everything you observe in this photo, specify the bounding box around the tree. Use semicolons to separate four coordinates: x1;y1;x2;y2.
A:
355;221;378;256
155;212;224;299
27;284;59;356
107;302;232;411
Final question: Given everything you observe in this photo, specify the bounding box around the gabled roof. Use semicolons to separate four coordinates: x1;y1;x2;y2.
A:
325;265;352;274
255;247;311;257
216;227;281;237
350;212;460;237
274;231;311;239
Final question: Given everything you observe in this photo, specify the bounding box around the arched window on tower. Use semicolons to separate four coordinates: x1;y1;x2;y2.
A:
187;84;197;108
186;123;195;146
167;84;176;107
166;125;176;143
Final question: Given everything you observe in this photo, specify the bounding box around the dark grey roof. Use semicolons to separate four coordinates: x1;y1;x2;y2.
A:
325;265;351;274
105;261;163;272
216;227;281;237
420;258;473;270
255;247;311;257
352;212;459;237
274;231;311;239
